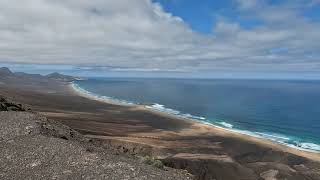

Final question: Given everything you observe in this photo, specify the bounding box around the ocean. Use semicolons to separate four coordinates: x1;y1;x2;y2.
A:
72;78;320;152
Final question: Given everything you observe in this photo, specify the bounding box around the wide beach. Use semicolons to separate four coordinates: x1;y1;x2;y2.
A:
69;81;320;161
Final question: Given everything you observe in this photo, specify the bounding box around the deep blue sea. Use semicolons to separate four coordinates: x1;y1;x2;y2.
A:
73;78;320;152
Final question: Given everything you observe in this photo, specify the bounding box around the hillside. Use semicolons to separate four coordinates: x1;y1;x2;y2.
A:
0;96;192;180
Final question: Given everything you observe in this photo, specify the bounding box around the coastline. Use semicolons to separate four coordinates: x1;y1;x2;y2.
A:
2;70;320;179
68;82;320;161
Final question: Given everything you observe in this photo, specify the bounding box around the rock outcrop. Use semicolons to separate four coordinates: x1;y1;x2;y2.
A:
0;96;30;111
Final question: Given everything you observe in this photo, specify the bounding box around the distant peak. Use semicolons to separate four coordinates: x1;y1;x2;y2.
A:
47;72;61;76
46;72;77;82
46;72;70;78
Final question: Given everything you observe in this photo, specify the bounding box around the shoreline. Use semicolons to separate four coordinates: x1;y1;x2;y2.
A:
2;69;320;179
68;82;320;161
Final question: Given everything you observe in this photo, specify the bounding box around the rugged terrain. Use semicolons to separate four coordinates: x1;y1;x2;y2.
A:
1;67;320;180
0;96;192;180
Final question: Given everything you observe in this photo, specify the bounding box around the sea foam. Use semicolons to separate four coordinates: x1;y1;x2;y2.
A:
296;142;320;152
71;81;320;153
218;121;234;128
146;103;206;121
71;82;134;106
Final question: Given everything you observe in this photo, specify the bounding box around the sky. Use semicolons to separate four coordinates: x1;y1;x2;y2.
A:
1;0;320;78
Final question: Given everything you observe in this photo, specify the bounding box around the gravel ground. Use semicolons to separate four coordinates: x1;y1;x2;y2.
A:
0;112;193;180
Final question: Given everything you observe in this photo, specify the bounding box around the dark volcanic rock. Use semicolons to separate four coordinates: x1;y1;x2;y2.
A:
0;96;28;111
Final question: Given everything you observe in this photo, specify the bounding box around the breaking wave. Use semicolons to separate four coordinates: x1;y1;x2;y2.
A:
71;81;320;153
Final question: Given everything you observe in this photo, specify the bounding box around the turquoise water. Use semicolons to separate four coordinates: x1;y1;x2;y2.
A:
73;78;320;152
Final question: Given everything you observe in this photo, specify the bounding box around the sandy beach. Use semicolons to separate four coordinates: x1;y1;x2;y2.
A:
1;72;320;179
69;82;320;161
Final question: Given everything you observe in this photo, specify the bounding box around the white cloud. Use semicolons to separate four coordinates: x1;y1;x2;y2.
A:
0;0;319;73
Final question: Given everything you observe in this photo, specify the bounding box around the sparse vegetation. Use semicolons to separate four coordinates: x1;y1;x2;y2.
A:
144;156;164;169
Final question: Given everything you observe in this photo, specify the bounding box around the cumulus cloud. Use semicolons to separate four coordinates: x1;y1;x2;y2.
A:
0;0;319;73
